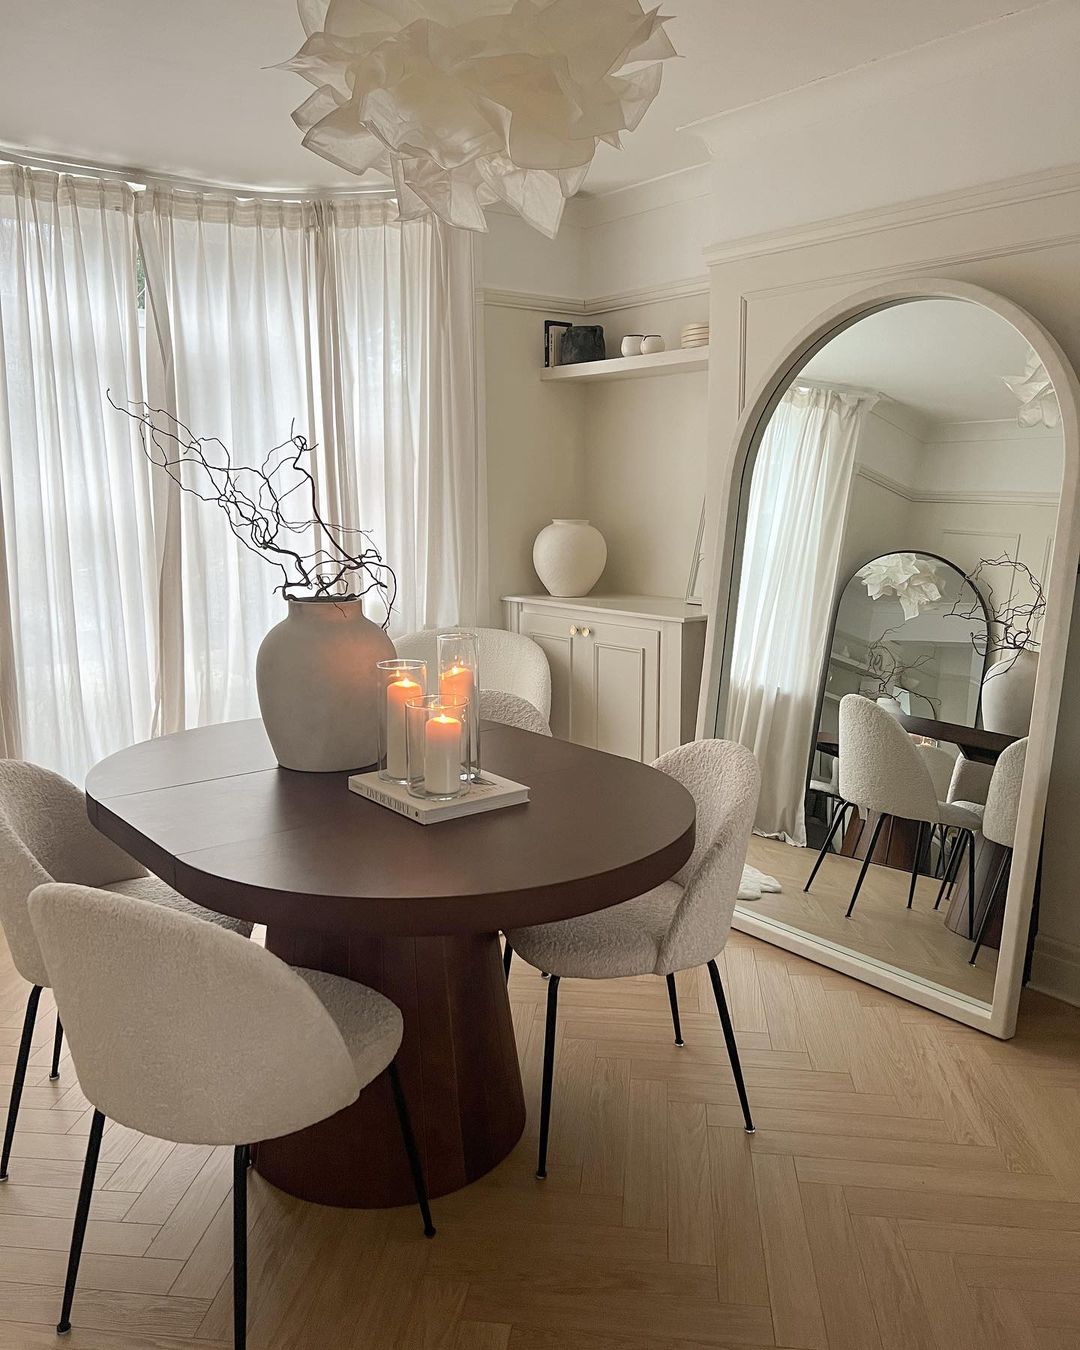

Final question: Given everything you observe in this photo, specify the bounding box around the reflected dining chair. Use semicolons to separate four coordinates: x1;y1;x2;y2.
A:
27;883;434;1349
0;760;252;1183
933;754;994;905
505;740;760;1178
395;627;552;720
970;737;1028;965
804;696;983;926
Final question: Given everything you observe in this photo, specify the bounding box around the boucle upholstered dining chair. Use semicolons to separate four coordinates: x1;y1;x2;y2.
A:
0;760;253;1183
970;737;1028;965
395;627;552;721
479;688;553;737
28;883;434;1349
505;739;760;1178
804;697;983;925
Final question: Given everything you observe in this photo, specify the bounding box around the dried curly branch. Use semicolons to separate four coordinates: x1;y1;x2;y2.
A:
862;624;940;714
109;394;396;621
945;554;1045;678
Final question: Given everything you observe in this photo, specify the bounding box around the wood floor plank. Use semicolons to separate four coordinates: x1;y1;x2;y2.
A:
622;1079;667;1232
579;1055;630;1198
851;1215;937;1350
800;1183;883;1350
752;1152;827;1350
666;1100;714;1266
708;1125;768;1308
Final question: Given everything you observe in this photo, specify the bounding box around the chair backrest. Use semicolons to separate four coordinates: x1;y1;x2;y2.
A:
480;688;552;736
982;738;1028;847
947;756;994;807
838;696;940;823
917;744;956;801
0;760;144;987
394;627;552;720
652;740;760;974
28;884;360;1145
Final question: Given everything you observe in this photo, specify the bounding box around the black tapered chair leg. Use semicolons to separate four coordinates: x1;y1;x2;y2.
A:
907;822;925;909
706;960;753;1133
970;850;1010;966
934;829;962;910
57;1107;105;1334
1;984;42;1182
50;1014;64;1082
387;1061;436;1237
966;829;977;938
536;974;560;1178
665;973;684;1046
503;938;513;982
232;1144;248;1350
803;797;849;893
845;814;886;918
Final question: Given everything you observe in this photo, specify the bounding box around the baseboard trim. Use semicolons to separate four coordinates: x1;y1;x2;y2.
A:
1029;934;1080;1007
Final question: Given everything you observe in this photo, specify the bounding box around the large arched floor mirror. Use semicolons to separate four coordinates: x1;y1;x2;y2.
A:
703;280;1080;1037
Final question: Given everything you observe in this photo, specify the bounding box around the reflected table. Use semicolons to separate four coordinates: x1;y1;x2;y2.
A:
85;718;695;1207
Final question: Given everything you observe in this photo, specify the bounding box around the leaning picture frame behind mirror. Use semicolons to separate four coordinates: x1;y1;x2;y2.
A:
698;278;1080;1039
685;500;706;604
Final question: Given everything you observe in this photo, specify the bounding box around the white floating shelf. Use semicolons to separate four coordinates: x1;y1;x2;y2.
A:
540;346;709;383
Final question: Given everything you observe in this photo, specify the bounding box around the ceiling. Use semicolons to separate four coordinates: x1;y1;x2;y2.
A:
0;0;1050;198
799;299;1043;424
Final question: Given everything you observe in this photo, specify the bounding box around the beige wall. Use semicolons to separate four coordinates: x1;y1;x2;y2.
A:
703;171;1080;1005
482;300;587;618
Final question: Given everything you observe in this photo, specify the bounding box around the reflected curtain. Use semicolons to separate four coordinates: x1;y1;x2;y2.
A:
725;385;875;844
0;166;157;777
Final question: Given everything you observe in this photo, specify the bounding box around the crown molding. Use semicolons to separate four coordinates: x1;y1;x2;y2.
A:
857;464;1059;508
686;2;1080;165
479;274;709;316
704;160;1080;268
573;162;712;231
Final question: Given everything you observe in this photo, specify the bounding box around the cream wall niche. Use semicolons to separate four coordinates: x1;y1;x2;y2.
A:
701;170;1080;1006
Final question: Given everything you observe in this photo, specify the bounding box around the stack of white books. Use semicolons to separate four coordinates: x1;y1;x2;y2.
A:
349;770;529;824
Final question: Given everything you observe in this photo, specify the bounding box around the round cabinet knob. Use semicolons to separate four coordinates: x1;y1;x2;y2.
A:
569;624;579;636
581;626;592;637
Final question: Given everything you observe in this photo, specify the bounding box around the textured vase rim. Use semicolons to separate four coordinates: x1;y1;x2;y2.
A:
551;518;591;525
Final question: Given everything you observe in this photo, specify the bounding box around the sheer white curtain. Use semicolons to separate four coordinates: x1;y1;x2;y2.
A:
137;189;485;734
726;385;875;844
0;165;486;777
0;166;157;777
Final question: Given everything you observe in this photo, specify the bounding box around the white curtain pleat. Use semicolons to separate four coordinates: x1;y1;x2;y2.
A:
725;385;875;845
0;166;157;779
0;165;487;779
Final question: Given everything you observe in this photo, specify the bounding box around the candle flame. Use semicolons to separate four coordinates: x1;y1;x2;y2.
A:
392;677;419;690
433;714;460;725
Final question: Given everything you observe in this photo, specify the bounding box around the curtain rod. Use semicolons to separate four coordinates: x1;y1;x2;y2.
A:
0;145;397;205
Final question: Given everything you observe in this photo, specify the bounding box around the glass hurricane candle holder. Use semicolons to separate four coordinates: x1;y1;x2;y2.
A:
376;659;428;783
406;694;469;801
437;628;480;780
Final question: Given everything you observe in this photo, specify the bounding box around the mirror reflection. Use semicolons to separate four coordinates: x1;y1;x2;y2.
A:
726;299;1061;1006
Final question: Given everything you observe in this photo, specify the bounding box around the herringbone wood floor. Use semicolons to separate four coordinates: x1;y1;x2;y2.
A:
1;927;1079;1349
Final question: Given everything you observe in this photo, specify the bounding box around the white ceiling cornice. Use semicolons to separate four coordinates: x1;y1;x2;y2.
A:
683;1;1080;163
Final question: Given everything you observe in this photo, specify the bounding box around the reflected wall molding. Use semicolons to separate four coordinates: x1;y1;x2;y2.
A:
857;465;1060;509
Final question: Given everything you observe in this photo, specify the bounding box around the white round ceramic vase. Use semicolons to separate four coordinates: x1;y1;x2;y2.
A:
532;519;608;597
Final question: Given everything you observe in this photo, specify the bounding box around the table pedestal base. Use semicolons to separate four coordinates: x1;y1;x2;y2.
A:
255;929;525;1208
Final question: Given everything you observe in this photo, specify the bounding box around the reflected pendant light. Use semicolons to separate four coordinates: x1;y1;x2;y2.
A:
282;0;677;237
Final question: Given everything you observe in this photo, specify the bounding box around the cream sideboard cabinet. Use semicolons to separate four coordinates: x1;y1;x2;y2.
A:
503;595;708;762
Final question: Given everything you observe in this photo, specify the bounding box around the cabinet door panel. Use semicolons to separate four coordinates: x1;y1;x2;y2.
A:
587;622;660;762
518;610;575;740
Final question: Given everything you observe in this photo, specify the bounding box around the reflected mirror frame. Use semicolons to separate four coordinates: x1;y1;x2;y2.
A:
700;278;1080;1039
806;549;993;796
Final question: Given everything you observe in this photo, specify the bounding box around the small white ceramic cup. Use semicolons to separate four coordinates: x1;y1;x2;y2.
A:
620;334;644;357
641;334;665;355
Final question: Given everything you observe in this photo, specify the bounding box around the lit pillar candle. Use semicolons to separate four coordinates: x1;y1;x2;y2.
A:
424;713;463;796
385;677;421;779
440;663;474;709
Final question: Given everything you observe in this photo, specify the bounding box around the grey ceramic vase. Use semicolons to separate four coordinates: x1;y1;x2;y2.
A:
256;595;395;772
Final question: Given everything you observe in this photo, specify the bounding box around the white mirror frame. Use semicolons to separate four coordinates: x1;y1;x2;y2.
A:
701;278;1080;1038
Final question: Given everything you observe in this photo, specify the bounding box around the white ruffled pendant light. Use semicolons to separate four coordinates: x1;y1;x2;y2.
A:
282;0;677;237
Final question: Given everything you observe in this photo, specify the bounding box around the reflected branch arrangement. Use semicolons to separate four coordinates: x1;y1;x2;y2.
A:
863;625;940;715
946;554;1046;677
109;394;396;619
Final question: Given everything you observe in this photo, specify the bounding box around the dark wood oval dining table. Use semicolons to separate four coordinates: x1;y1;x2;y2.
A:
84;718;695;1208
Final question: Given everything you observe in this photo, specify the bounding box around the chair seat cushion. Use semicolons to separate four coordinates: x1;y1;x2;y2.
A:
937;801;983;830
506;881;683;980
105;876;254;939
293;968;403;1090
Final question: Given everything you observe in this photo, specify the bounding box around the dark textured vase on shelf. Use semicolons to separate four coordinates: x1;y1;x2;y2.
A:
560;325;606;364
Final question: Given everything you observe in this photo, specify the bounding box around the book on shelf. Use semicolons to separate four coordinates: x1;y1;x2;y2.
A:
348;770;529;824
